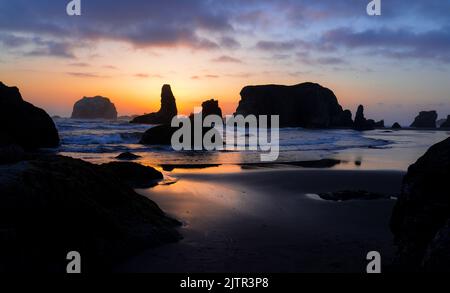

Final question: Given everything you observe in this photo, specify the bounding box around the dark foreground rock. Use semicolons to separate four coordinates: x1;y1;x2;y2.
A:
440;115;450;128
0;82;60;149
0;144;26;164
422;220;450;271
0;155;180;272
318;190;390;201
101;161;163;188
390;137;450;272
410;111;437;128
71;96;118;120
131;85;177;124
115;152;141;160
235;82;354;128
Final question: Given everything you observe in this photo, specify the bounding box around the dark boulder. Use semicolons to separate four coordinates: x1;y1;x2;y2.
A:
0;155;180;272
410;111;437;128
392;122;402;129
0;144;26;165
140;124;176;145
101;161;163;188
71;96;117;120
440;115;450;128
0;82;60;149
115;152;141;160
131;85;177;124
235;82;353;128
353;105;375;131
390;137;450;271
422;220;450;272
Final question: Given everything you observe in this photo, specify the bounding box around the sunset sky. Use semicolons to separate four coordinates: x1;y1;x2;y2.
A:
1;0;450;125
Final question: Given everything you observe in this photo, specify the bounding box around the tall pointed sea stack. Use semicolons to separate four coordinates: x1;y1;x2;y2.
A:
131;84;178;124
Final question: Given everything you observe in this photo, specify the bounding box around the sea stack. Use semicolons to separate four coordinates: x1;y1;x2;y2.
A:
410;111;437;128
392;122;402;129
440;115;450;128
0;81;60;149
353;105;374;131
131;84;177;124
201;99;223;118
235;82;353;128
71;96;118;120
140;98;223;146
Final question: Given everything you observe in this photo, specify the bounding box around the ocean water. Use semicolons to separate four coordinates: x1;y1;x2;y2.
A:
54;118;450;170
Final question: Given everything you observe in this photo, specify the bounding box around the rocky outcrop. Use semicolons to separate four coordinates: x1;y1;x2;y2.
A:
336;109;354;128
141;99;221;146
201;99;222;118
0;82;60;150
71;96;117;120
410;111;437;128
115;152;141;160
131;85;177;124
392;122;402;129
101;161;163;188
390;137;450;272
353;105;375;131
0;155;180;272
440;115;450;128
0;144;26;164
235;82;353;128
374;120;385;128
140;124;176;145
422;220;450;271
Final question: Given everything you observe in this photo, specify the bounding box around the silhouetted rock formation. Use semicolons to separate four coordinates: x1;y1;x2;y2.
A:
392;122;402;129
390;137;450;272
201;99;223;118
140;124;175;145
71;96;117;120
0;82;60;150
141;99;221;146
235;82;353;128
100;161;163;188
410;111;437;128
0;155;181;272
440;115;450;128
131;85;177;124
338;109;354;128
374;120;385;128
115;152;141;160
353;105;375;131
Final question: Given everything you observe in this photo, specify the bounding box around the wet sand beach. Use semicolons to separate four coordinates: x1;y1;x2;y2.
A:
117;167;404;272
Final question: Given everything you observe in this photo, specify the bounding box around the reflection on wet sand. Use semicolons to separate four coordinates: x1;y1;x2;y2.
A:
118;168;404;272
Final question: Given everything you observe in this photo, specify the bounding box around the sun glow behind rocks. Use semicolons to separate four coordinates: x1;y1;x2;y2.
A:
0;0;450;125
